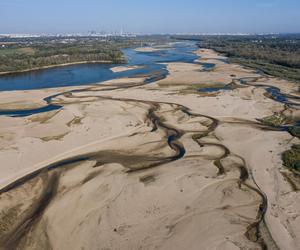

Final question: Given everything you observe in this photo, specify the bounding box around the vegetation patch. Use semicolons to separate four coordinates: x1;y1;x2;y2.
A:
197;83;226;90
281;171;300;191
259;113;291;127
177;83;227;95
282;145;300;171
173;34;300;82
288;126;300;139
230;58;300;82
0;37;130;74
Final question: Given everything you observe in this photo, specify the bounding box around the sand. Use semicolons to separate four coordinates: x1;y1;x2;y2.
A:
135;47;166;52
0;46;299;249
110;65;143;73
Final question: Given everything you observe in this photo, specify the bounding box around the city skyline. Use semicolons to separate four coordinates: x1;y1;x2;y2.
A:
1;0;300;34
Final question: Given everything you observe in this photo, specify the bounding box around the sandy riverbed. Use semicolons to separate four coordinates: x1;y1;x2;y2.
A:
0;47;299;250
110;65;143;73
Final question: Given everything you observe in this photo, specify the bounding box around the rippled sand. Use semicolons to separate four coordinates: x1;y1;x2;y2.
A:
0;47;299;249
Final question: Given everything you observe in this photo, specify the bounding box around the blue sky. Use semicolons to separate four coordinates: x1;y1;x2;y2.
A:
0;0;299;34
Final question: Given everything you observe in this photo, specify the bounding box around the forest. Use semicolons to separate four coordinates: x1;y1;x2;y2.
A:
0;37;130;73
174;34;300;82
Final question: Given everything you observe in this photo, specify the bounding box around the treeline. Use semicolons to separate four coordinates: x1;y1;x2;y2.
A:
199;36;300;68
0;38;127;73
173;34;300;82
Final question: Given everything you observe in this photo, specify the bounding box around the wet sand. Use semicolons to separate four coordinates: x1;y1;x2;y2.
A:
0;47;299;249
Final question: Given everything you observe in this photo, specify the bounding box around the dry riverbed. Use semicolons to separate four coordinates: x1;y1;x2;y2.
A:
0;47;299;250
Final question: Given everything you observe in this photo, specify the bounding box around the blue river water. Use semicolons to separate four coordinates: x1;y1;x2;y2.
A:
0;41;198;91
2;40;297;126
0;41;201;117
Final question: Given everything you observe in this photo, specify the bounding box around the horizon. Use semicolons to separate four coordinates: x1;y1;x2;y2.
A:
1;31;300;36
1;0;300;34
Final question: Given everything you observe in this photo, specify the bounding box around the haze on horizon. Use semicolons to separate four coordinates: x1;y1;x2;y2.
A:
1;0;300;34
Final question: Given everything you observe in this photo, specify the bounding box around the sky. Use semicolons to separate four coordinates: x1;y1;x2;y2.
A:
0;0;300;34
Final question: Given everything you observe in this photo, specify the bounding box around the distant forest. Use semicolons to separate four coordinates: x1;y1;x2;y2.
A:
174;34;300;82
0;37;131;73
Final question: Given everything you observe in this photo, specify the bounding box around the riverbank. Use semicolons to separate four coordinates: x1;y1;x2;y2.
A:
0;60;121;76
0;37;128;77
194;35;300;82
0;44;299;249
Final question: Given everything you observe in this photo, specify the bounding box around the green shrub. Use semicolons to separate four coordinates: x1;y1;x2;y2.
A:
282;145;300;171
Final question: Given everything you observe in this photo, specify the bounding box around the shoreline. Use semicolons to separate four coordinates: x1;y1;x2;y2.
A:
198;46;300;83
0;60;125;76
0;43;300;249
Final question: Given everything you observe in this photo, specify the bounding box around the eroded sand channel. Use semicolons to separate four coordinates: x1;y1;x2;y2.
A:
0;43;300;250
